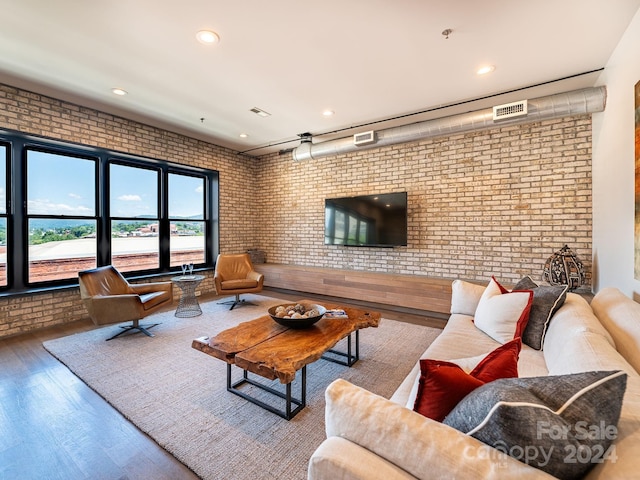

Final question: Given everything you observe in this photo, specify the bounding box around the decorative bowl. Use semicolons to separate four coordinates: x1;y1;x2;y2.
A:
268;302;327;329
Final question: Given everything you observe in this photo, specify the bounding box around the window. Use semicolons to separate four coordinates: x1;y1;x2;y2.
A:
110;163;159;273
0;144;7;287
27;149;97;283
0;129;219;294
168;172;206;267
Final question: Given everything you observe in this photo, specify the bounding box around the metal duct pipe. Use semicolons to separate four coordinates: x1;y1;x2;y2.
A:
291;86;606;161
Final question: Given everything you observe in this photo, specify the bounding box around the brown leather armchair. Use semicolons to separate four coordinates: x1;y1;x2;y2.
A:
214;253;264;310
78;265;173;340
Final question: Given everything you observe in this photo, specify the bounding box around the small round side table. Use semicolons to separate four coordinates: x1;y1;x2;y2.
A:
172;275;205;317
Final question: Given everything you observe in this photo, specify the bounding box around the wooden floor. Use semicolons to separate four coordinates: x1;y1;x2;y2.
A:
0;288;445;480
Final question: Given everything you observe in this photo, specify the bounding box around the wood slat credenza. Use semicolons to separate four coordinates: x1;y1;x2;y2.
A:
255;263;454;316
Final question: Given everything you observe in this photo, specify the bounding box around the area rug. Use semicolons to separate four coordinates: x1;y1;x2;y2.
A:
43;294;441;480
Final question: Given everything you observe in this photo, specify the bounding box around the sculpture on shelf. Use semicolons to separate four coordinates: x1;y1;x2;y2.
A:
542;244;585;291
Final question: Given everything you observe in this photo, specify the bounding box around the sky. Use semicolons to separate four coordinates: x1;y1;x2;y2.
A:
26;150;204;219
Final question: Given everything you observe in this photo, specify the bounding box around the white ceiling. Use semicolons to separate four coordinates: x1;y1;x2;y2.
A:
0;1;638;157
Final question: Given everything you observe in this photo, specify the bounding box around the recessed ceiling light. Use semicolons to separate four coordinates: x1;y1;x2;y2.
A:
476;65;495;75
111;88;127;96
322;110;334;117
196;30;220;45
239;133;249;138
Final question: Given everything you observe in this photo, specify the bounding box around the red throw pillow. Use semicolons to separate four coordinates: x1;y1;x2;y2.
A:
413;337;522;422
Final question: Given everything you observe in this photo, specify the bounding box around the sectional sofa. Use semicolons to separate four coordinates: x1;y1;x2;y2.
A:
308;279;640;479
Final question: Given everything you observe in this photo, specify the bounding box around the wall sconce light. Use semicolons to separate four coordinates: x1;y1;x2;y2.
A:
542;244;585;290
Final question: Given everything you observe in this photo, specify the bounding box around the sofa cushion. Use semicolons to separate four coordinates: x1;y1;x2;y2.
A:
591;287;640;375
474;277;533;344
413;338;521;421
220;278;258;289
450;279;487;316
324;379;557;480
543;294;620;375
514;276;567;350
444;371;627;480
546;328;639;378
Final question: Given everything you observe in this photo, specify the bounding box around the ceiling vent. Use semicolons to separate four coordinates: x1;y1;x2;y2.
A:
250;107;271;117
354;130;376;146
493;100;528;121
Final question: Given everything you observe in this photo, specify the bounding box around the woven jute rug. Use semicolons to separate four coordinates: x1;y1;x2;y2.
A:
43;294;441;480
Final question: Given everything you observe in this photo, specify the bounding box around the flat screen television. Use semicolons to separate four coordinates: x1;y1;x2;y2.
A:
324;191;408;247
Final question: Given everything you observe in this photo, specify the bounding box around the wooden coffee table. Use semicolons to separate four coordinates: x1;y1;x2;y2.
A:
191;302;380;419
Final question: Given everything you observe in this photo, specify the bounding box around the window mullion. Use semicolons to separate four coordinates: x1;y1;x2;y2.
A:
11;140;28;289
159;169;170;271
98;155;110;267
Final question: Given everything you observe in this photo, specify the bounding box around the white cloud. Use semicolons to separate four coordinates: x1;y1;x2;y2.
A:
28;199;92;215
68;193;82;199
118;194;142;201
195;185;204;193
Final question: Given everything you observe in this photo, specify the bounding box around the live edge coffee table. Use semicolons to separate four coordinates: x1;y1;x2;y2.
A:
191;302;380;420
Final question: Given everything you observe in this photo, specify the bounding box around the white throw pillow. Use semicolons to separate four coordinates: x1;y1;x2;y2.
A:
450;279;487;316
473;277;533;344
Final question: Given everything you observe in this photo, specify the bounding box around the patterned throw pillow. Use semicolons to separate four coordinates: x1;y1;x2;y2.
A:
443;370;627;480
514;275;568;350
413;338;521;422
474;276;533;343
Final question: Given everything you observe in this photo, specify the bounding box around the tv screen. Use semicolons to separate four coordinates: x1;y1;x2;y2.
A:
324;192;408;247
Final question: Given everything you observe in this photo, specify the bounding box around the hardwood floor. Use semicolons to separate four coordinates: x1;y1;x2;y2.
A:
0;288;445;480
0;317;200;480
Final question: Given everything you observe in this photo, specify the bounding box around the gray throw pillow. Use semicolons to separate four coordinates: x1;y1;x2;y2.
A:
443;371;627;480
514;276;567;350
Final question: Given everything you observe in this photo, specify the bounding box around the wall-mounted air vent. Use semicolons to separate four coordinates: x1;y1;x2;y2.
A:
354;130;376;146
493;100;528;121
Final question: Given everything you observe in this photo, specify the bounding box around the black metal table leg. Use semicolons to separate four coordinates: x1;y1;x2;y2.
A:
226;363;306;420
322;330;360;366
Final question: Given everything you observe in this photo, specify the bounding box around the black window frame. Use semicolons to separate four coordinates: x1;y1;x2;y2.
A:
25;146;99;285
166;169;208;268
0;141;8;288
107;159;162;274
0;128;219;295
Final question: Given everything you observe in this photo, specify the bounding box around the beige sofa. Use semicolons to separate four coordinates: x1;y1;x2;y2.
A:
308;284;640;479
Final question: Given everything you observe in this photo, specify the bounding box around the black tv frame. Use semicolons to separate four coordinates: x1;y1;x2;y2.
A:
324;191;408;248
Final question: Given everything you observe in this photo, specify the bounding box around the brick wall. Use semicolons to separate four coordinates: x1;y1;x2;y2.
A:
256;116;592;286
0;82;593;338
0;83;255;337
